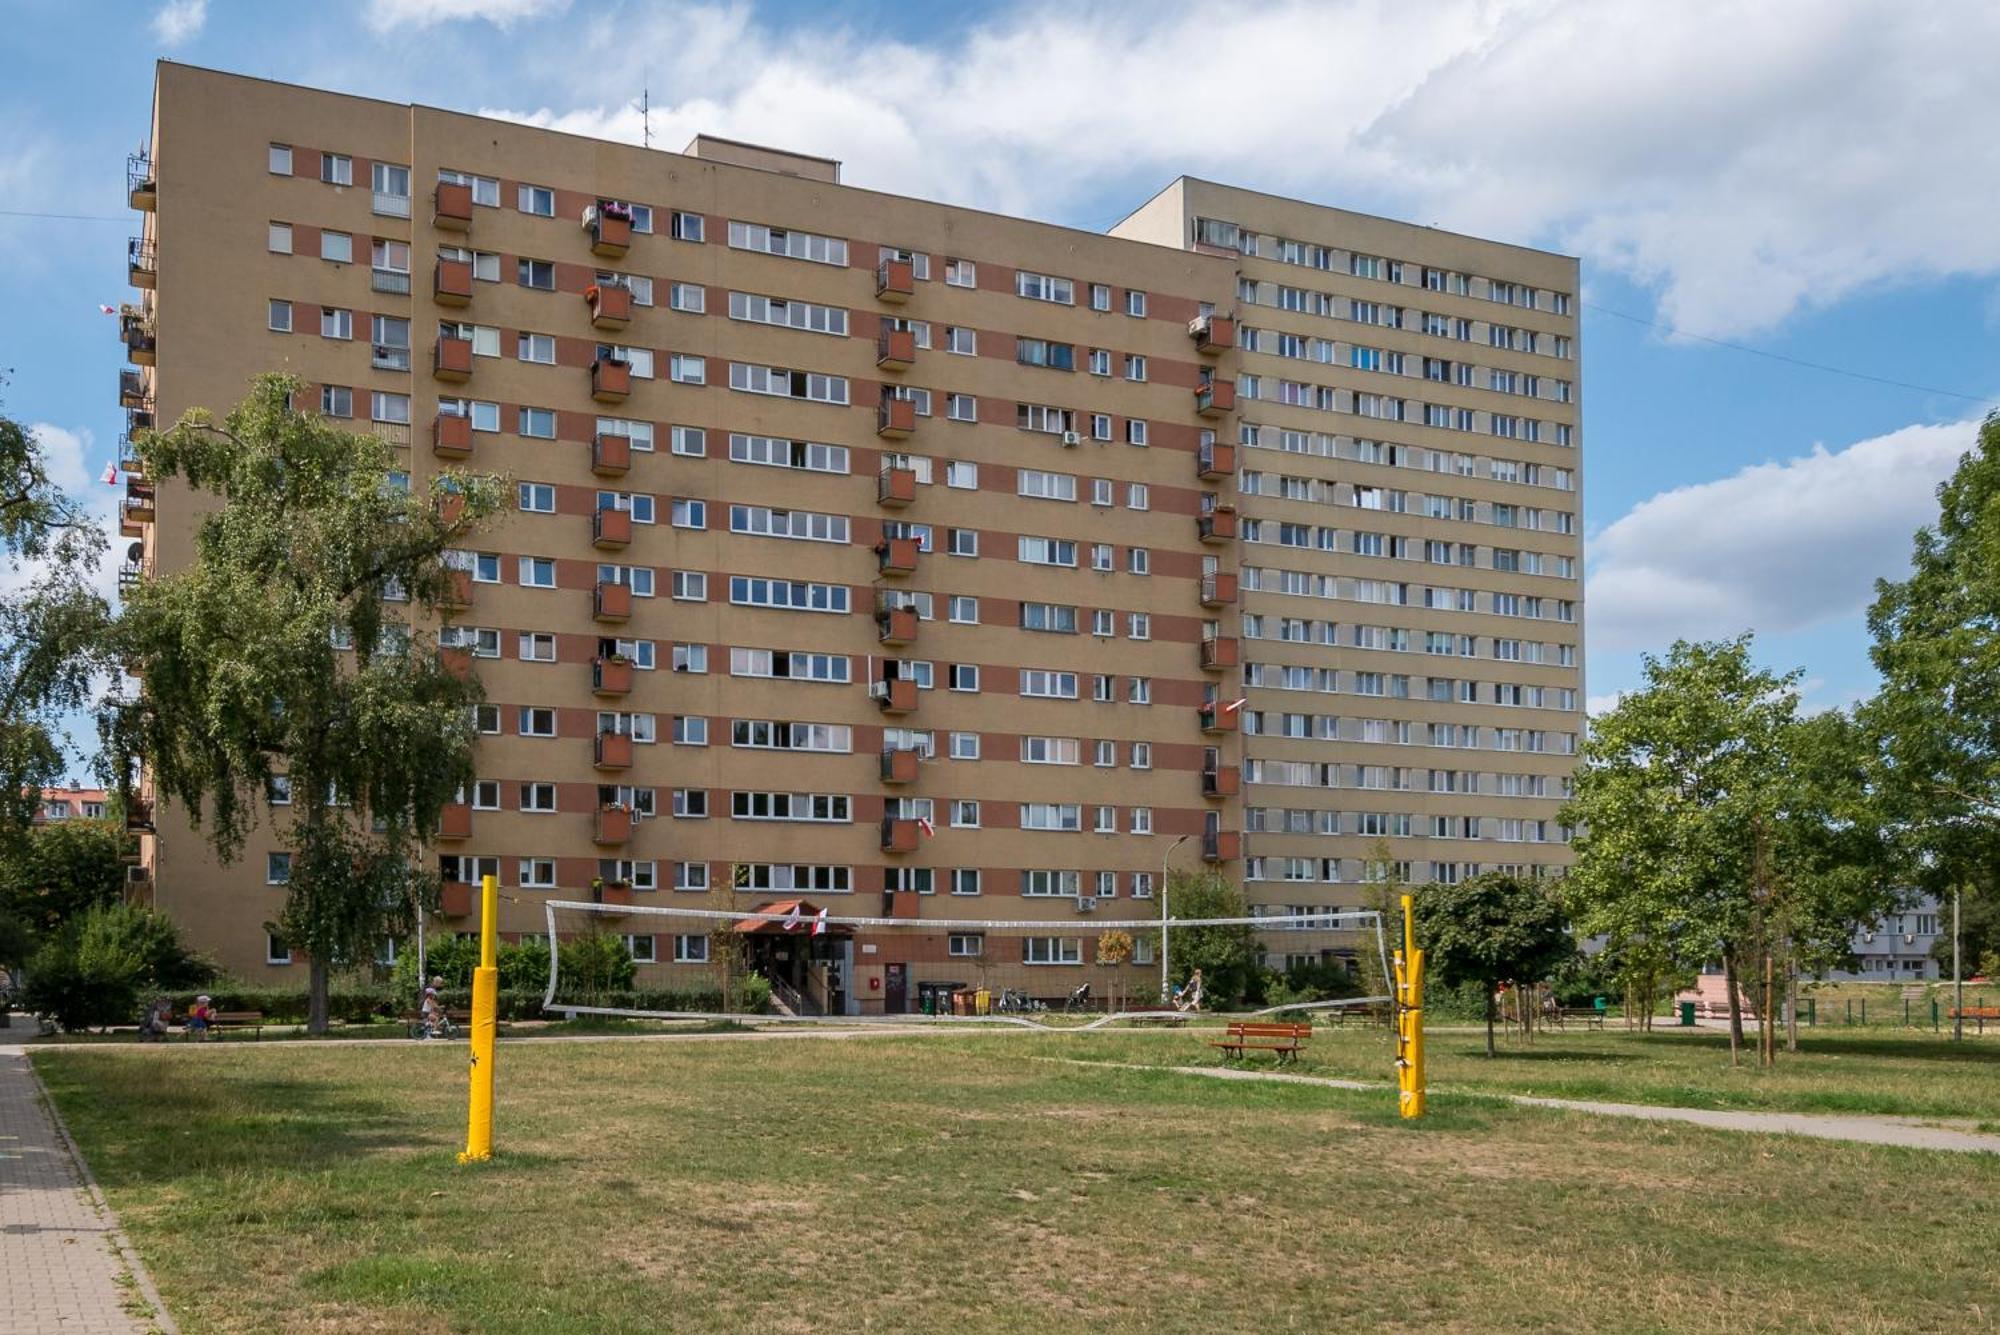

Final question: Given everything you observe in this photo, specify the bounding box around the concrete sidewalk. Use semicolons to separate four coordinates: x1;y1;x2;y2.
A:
0;1017;174;1333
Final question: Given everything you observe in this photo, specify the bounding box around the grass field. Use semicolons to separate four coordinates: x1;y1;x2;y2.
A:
35;1030;2000;1333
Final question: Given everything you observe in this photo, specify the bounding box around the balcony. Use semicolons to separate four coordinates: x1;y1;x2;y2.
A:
437;490;466;528
877;397;916;439
1200;635;1239;670
876;606;918;646
433;335;473;383
588;283;632;330
592;433;632;477
588;206;632;258
1202;768;1241;799
593;506;633;550
128;236;155;289
1202;830;1241;863
438;803;472;840
1200;573;1238;607
595;581;633;622
118;368;148;409
1195;380;1236;417
876;328;916;371
880;817;920;853
595;880;634;911
434;258;473;306
1197;441;1236;480
1199;703;1239;735
117;433;147;480
124;800;154;832
127;406;154;433
877;466;917;507
592;358;632;403
117;560;146;593
872;677;918;714
595;806;634;845
596;731;634;770
439;881;475;917
880;747;921;784
1198;504;1237;544
433;413;473;460
877;259;915;302
371;267;413;297
876;537;919;576
122;483;156;524
440;644;474;680
128;154;156;212
121;310;156;366
593;655;634;697
441;570;472;610
1189;314;1235;355
434;181;473;231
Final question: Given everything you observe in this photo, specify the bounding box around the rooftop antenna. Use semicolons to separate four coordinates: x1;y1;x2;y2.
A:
641;84;651;149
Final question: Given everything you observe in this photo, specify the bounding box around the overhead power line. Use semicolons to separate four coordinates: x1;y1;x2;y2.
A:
0;209;127;222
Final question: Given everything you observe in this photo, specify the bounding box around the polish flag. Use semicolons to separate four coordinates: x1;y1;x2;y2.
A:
100;463;119;486
99;305;117;315
782;904;802;932
811;907;829;937
1221;698;1248;714
917;817;935;838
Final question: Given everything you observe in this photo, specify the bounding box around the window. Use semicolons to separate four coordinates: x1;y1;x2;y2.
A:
1016;271;1074;304
518;333;556;364
944;258;975;287
948;528;978;558
518;557;556;588
319;230;352;263
371;162;411;214
517;406;556;439
949;732;980;760
672;571;707;602
949;930;983;954
671;499;707;529
945;325;977;355
517;482;555;513
675;860;710;889
517;258;555;290
268;299;292;332
1090;283;1112;312
268;222;292;254
370;391;410;424
320;152;351;186
1126;483;1149;510
727;220;848;265
437;169;500;207
266;852;292;885
268;144;292;175
517;707;556;737
946;393;977;422
948;596;978;624
520;782;558;812
947;663;979;693
1124;354;1147;381
674;716;709;746
670;282;705;313
1126;290;1147;317
518;184;555;216
319;386;352;418
1023;936;1083;965
670;355;707;384
674;935;710;963
671;211;705;242
1125;419;1148;446
266;934;292;965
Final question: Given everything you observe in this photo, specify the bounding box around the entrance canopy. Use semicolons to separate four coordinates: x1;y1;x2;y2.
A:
734;899;852;935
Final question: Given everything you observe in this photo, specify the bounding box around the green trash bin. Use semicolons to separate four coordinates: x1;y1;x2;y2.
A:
1679;1000;1697;1027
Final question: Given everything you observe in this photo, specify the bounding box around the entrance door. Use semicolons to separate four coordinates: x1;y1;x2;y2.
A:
884;963;908;1014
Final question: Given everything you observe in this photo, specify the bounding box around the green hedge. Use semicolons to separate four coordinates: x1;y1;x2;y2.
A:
157;982;771;1026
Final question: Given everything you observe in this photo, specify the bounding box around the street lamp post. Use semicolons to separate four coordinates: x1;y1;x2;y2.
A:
1161;834;1191;1003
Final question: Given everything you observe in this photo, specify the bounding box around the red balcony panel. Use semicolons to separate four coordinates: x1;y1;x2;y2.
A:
877;259;915;302
877;466;917;507
876;328;916;370
887;890;921;919
442;570;472;610
437;491;467;528
1191;315;1236;354
1195;380;1236;417
1198;505;1237;543
880;748;920;784
438;646;472;680
875;678;918;713
433;335;473;382
595;581;632;622
1199;704;1240;735
439;880;474;916
437;803;473;840
434;182;473;230
1197;442;1236;479
594;507;633;549
1202;768;1241;799
434;259;473;306
1200;635;1240;670
1200;573;1238;607
597;880;634;908
1202;831;1241;863
876;537;920;576
590;212;632;257
593;655;634;696
596;731;634;770
595;807;634;845
434;413;473;459
881;817;920;853
877;398;916;439
877;607;918;646
592;433;632;476
588;283;632;329
591;359;632;403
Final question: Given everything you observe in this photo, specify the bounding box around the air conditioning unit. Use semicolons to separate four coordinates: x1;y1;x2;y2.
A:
1075;896;1097;914
868;681;891;700
1060;430;1081;446
1904;933;1916;944
1862;932;1874;943
1189;314;1211;338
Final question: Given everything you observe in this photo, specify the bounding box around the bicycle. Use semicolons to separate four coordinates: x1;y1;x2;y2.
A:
409;1013;459;1040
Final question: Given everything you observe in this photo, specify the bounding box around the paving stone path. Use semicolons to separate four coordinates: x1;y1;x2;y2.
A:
0;1020;173;1333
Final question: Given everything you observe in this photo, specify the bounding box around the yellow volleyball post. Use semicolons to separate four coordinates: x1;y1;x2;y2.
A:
458;872;499;1163
1393;893;1426;1119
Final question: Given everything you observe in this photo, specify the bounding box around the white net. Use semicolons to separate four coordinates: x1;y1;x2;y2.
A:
540;899;1389;1030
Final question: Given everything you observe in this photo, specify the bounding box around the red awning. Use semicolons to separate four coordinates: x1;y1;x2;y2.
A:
734;899;849;934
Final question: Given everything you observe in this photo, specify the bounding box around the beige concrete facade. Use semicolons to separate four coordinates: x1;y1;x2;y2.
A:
122;65;1579;1009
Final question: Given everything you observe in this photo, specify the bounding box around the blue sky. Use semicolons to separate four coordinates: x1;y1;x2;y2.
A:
3;0;1996;773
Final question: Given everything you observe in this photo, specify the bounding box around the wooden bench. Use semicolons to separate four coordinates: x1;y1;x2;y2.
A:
1326;1004;1388;1027
1210;1021;1312;1063
1557;1007;1607;1030
1949;1006;2000;1033
210;1010;265;1039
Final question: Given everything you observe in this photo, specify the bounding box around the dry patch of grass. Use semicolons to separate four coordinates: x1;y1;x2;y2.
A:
36;1035;2000;1333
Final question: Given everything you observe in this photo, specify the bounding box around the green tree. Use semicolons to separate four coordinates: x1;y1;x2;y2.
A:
21;900;214;1031
109;375;505;1032
0;817;128;968
1561;637;1800;1058
0;391;113;844
1412;872;1573;1056
1162;869;1259;1006
1867;411;2000;994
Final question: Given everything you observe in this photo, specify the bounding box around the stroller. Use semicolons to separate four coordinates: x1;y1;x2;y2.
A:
1064;981;1093;1014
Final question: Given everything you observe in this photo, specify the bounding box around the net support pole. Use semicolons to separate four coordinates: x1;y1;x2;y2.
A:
459;872;499;1163
1394;892;1426;1120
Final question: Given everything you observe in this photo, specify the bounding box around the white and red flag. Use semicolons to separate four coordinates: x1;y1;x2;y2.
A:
98;304;117;315
782;903;802;932
917;816;935;838
100;463;119;486
1222;698;1248;714
811;907;829;937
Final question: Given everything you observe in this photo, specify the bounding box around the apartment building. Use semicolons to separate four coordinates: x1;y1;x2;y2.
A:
118;65;1581;1009
33;787;112;824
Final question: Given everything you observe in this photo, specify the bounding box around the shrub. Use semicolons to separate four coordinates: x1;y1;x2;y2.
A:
21;902;216;1031
558;932;636;998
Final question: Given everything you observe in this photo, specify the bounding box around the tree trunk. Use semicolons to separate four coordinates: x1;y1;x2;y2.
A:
308;954;331;1035
1785;964;1800;1054
1484;982;1497;1057
1723;948;1743;1066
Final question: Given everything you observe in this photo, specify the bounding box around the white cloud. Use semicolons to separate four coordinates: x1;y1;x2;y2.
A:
1585;693;1624;718
1584;420;1976;653
364;0;568;32
476;0;2000;337
151;0;206;46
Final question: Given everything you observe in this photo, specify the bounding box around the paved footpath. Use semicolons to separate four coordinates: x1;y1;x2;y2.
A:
0;1021;174;1334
